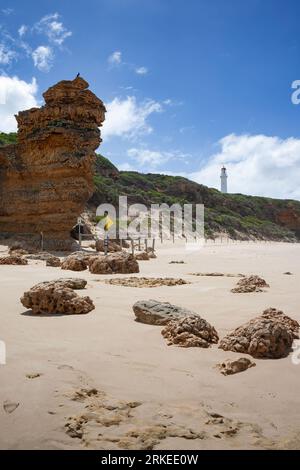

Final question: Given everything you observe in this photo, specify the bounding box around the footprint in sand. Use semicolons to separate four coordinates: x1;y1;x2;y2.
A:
3;400;19;414
57;364;74;371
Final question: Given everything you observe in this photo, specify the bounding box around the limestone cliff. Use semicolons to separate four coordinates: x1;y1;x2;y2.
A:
0;77;105;250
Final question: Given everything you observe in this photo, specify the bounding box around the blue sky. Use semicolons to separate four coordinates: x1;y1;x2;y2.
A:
1;0;300;199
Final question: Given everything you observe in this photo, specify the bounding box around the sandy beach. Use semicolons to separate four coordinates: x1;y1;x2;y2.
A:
0;240;300;450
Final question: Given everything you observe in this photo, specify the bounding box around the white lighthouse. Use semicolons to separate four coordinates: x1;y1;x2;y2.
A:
220;166;228;193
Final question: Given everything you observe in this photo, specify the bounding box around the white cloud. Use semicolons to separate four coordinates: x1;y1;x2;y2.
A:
127;148;170;168
0;75;38;132
108;51;149;76
127;147;190;169
163;98;184;107
118;162;136;171
101;96;162;140
2;8;13;16
0;13;71;72
18;25;27;37
135;66;148;75
0;43;16;64
108;50;122;65
32;45;54;72
190;133;300;200
34;13;72;46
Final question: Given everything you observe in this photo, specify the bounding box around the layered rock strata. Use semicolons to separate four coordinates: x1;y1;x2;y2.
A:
0;76;106;250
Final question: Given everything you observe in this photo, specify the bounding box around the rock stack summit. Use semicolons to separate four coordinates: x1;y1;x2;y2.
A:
0;76;106;250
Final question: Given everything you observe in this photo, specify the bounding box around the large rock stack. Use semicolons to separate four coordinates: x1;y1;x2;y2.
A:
0;77;106;251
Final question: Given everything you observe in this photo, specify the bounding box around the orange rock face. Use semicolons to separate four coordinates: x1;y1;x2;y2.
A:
276;209;300;232
0;77;106;250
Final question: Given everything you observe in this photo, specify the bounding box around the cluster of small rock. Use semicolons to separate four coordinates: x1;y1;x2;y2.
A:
133;300;299;369
133;300;196;325
4;245;298;374
60;251;139;274
105;277;188;288
133;300;219;348
89;252;139;274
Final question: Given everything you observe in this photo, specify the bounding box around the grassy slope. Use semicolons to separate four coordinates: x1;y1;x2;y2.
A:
90;155;300;241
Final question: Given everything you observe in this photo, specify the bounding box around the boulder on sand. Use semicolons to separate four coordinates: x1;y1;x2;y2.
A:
95;239;122;253
20;279;94;315
231;275;269;293
46;256;61;267
219;308;299;358
0;255;28;265
133;300;199;326
88;252;139;274
161;314;219;348
61;255;88;271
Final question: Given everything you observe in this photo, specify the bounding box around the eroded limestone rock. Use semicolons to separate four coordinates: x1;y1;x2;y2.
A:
161;315;219;348
61;255;88;271
219;308;299;358
20;279;93;314
88;252;139;274
0;76;106;251
135;252;150;261
231;275;269;293
95;239;122;253
0;255;28;265
46;256;61;267
107;277;188;288
133;300;197;325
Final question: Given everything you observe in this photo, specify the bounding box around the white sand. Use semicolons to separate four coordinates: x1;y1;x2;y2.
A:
0;240;300;450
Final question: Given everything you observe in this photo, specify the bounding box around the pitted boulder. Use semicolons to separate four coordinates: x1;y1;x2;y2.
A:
95;239;122;253
161;315;219;348
20;279;93;315
46;256;61;267
88;252;139;274
219;308;299;358
61;255;88;271
133;300;199;326
0;255;28;265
